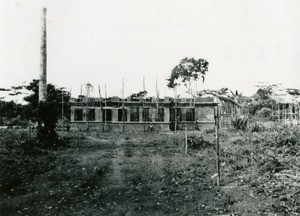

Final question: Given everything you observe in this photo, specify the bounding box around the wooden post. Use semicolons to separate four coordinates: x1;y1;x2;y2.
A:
174;86;177;133
104;83;107;132
277;102;280;122
143;75;146;132
98;84;103;133
122;78;125;133
185;126;188;156
298;104;300;124
250;152;254;181
215;105;220;186
61;93;64;130
86;84;89;131
28;121;32;141
284;103;287;125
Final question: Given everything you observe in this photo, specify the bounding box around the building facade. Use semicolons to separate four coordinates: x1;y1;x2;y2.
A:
70;96;220;132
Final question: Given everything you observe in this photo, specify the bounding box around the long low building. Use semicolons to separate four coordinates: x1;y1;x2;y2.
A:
69;96;233;132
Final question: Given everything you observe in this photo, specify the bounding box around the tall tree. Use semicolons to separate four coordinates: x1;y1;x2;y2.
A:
167;57;209;95
23;79;70;147
23;80;70;122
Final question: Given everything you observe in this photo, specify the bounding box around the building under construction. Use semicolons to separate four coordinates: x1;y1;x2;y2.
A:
69;95;239;132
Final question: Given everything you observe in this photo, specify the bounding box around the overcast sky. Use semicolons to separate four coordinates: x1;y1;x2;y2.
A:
0;0;299;100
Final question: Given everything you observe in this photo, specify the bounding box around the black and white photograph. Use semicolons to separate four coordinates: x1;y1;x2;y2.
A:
0;0;299;215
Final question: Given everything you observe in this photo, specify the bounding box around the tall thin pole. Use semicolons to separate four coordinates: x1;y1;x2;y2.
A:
298;104;300;124
104;83;107;132
122;78;125;133
98;84;103;132
61;93;64;130
39;8;47;103
174;86;177;133
86;84;89;130
277;102;280;122
156;76;159;107
185;126;188;156
284;103;287;125
143;75;146;132
215;105;220;186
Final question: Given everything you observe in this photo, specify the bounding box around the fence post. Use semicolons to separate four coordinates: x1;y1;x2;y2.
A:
215;105;220;186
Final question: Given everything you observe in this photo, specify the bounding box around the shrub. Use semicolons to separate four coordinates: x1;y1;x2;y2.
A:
250;122;265;132
257;107;272;119
273;125;299;147
231;116;248;131
187;135;212;149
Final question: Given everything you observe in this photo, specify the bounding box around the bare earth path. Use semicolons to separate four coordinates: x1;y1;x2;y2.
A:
1;133;231;216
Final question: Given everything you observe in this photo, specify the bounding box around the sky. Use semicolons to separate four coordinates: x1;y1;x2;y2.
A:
0;0;299;101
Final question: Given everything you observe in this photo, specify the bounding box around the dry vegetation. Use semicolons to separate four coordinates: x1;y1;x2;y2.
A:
0;123;299;215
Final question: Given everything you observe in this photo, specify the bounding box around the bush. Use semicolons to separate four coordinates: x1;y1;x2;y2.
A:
257;107;272;119
187;135;213;149
273;125;299;147
250;122;265;132
231;116;249;131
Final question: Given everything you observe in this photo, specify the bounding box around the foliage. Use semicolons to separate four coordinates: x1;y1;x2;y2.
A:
23;79;71;122
19;79;70;148
287;88;300;96
256;107;272;118
130;90;148;100
167;57;209;91
250;122;265;132
231;116;249;131
0;80;70;128
187;135;213;149
273;125;300;148
0;101;27;126
246;98;275;116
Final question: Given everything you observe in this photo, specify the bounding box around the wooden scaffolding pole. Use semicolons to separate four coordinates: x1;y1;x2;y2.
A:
284;103;287;125
143;75;146;132
215;105;220;186
174;86;177;133
104;83;107;132
61;93;64;130
98;84;104;132
277;102;280;122
298;104;300;124
122;78;125;133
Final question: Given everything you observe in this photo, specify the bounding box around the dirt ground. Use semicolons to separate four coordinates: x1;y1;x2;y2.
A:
1;129;298;215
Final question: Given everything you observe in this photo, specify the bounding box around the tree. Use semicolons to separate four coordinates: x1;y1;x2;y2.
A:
23;79;70;147
23;79;70;122
0;100;26;126
167;57;209;95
